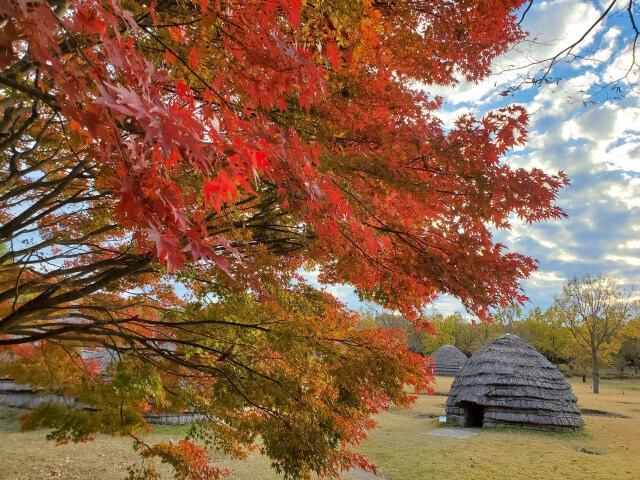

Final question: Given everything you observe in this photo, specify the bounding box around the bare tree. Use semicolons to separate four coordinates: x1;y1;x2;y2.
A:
500;0;640;103
554;274;637;393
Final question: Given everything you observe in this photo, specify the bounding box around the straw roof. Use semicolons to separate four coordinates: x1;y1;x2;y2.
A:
431;345;468;376
445;334;583;430
0;378;38;393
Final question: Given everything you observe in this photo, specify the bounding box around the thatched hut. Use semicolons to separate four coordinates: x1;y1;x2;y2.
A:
0;347;206;426
431;345;468;376
0;378;77;409
0;347;114;410
445;334;583;430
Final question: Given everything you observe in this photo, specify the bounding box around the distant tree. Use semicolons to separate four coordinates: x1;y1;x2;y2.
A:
505;307;571;364
422;313;462;354
375;313;424;355
616;318;640;375
554;275;637;393
422;304;582;366
422;311;506;356
494;303;525;325
423;305;572;364
563;332;621;382
472;320;506;352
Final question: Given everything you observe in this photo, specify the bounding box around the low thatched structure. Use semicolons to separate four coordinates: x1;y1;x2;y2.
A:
0;378;77;409
0;347;114;410
0;348;204;425
431;345;468;376
0;377;206;425
445;334;583;430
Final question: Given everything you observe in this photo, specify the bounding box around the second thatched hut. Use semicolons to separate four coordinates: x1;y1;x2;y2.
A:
431;345;468;376
445;334;583;430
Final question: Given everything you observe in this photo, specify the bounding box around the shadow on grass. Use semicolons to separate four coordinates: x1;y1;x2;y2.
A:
480;424;590;439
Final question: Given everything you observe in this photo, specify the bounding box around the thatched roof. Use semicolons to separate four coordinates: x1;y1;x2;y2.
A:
445;334;583;430
431;345;467;376
0;378;38;393
0;378;79;409
79;347;118;372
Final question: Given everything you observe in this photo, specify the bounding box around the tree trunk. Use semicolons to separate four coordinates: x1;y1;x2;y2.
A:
591;348;600;394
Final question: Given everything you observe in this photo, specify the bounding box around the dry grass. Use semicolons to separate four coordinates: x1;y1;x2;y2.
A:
359;377;640;479
1;377;639;479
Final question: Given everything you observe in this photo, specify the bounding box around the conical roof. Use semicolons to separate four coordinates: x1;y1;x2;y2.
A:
431;345;467;376
445;334;583;430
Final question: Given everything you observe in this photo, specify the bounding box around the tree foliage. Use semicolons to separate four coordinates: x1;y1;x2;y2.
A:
502;306;571;364
6;285;428;479
554;274;637;393
421;306;570;362
372;313;424;354
616;317;640;373
0;1;569;478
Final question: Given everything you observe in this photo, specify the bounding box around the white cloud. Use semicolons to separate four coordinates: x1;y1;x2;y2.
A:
428;295;468;317
575;26;621;68
605;254;640;267
605;175;640;207
605;140;640;172
602;42;640;84
437;106;477;129
516;0;602;57
528;270;567;285
619;239;640;249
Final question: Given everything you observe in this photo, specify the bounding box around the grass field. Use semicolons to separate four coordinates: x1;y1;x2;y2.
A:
1;377;639;480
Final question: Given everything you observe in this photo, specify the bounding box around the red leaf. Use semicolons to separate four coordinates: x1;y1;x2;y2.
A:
163;49;177;65
288;0;302;28
167;146;181;168
203;171;238;213
325;39;340;70
188;46;200;69
148;1;158;25
195;0;208;12
176;79;190;101
203;89;215;103
254;151;269;170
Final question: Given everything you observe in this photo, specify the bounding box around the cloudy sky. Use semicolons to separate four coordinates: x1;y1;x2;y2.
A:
310;0;640;316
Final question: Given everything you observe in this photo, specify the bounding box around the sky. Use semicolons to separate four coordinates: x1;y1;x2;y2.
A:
307;0;640;317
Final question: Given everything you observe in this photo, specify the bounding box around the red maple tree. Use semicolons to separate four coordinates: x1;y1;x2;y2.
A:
0;1;567;478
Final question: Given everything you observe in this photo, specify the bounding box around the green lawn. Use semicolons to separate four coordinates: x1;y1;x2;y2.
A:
1;377;639;479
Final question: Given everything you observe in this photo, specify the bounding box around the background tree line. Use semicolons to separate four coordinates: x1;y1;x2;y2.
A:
369;275;640;386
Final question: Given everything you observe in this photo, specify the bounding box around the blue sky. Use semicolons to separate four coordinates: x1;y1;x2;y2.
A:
307;0;640;317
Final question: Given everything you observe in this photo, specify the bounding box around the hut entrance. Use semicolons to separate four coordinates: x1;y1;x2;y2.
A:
461;402;484;427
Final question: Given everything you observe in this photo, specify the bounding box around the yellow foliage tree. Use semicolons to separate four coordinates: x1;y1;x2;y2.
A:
554;275;636;393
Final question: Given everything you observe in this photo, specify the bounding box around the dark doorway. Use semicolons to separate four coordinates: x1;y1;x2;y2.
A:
462;402;484;427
